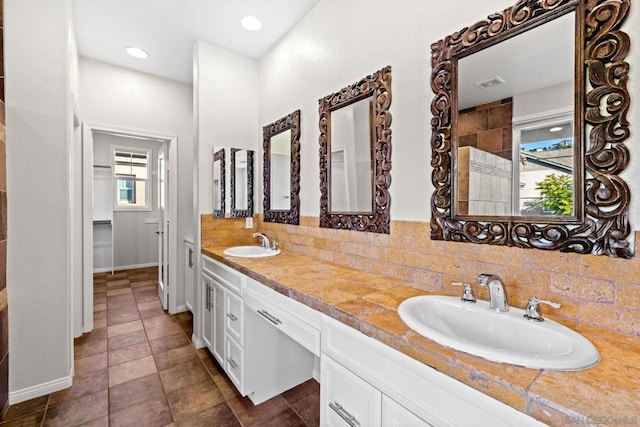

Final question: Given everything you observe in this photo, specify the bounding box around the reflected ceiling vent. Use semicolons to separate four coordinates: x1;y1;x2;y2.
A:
474;76;506;89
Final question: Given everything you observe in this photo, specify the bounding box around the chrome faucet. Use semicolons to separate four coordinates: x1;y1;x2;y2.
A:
252;232;271;249
477;274;509;312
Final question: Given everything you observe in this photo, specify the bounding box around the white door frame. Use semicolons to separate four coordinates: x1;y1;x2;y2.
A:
82;123;180;322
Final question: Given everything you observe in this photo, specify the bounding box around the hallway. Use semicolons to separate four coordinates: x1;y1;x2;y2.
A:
0;267;320;426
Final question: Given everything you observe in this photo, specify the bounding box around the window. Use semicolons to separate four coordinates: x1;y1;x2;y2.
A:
114;148;151;210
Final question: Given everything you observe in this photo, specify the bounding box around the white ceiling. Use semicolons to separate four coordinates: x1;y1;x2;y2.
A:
72;0;320;83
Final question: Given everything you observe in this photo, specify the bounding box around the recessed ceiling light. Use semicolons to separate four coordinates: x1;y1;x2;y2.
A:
549;127;563;132
126;47;149;59
240;15;262;31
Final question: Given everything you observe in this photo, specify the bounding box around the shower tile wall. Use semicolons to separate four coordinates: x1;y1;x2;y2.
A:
458;98;513;161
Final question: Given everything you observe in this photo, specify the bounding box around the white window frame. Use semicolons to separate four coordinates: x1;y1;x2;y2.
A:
112;146;152;211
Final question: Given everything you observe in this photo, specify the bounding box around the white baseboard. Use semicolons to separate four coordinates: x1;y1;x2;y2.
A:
9;374;73;405
175;304;188;313
192;334;206;349
93;262;159;274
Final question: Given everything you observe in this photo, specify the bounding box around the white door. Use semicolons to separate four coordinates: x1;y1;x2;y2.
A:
157;143;169;309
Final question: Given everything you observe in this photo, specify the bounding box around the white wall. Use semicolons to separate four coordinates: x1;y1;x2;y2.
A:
257;0;640;227
78;58;194;306
194;41;260;215
192;41;259;345
5;0;74;400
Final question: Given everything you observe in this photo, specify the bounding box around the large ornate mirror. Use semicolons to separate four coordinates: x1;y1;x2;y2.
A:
263;110;301;225
431;0;632;257
230;148;254;218
213;148;225;218
319;65;392;234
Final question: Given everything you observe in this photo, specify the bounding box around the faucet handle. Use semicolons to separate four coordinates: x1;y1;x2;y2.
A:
451;281;476;303
270;241;279;251
524;296;561;322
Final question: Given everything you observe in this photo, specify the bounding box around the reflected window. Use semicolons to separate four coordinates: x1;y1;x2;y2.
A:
514;114;574;216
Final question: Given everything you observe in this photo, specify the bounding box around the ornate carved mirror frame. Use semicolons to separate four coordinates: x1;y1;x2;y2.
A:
213;148;225;218
430;0;632;257
230;148;254;218
263;110;301;225
319;65;392;234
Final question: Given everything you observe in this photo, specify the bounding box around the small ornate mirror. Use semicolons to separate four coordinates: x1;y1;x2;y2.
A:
319;65;392;234
213;148;225;218
263;110;301;225
430;0;632;257
230;148;254;218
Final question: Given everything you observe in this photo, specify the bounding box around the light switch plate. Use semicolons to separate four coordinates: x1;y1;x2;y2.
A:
245;217;253;228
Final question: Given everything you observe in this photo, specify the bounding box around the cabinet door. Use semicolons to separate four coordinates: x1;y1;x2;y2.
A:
201;274;213;349
184;242;194;312
212;280;226;365
321;355;381;427
225;291;244;346
382;395;432;427
225;336;245;395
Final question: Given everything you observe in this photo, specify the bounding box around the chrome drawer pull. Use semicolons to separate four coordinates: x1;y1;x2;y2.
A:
227;357;238;369
226;313;238;321
205;284;212;310
257;309;282;325
329;402;360;427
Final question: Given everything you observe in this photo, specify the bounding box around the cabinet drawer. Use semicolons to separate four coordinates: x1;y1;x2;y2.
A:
225;291;244;346
225;337;245;395
202;256;243;295
383;395;432;427
321;355;381;427
244;288;320;356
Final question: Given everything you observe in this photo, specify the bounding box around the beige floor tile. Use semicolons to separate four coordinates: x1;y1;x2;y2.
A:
108;355;158;387
107;320;144;337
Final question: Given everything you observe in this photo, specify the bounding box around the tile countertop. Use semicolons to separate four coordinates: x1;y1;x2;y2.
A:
202;247;640;425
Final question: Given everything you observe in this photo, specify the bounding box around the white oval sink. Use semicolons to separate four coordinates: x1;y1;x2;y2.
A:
223;246;281;258
398;295;599;370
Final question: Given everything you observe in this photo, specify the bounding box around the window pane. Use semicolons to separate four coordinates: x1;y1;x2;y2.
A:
114;149;149;209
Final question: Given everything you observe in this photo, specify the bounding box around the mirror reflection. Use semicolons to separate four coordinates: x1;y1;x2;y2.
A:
235;150;248;210
263;110;301;225
270;129;292;211
455;12;575;218
231;148;253;217
212;148;225;218
319;65;392;234
330;99;373;213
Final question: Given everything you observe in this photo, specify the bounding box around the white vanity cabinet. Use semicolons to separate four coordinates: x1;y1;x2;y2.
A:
321;316;543;427
201;272;214;349
201;255;320;405
201;255;543;425
202;256;245;386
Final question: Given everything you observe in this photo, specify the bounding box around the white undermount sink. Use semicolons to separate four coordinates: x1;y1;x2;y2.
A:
398;295;599;371
223;246;281;258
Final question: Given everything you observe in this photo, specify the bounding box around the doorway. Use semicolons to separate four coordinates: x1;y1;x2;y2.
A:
81;123;179;333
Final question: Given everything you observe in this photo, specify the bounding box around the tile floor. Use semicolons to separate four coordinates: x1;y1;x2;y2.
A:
0;267;320;426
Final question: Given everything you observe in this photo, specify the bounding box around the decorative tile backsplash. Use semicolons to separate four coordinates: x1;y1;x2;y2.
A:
201;214;640;338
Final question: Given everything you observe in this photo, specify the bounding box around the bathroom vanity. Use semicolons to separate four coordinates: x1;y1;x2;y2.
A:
200;250;545;426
